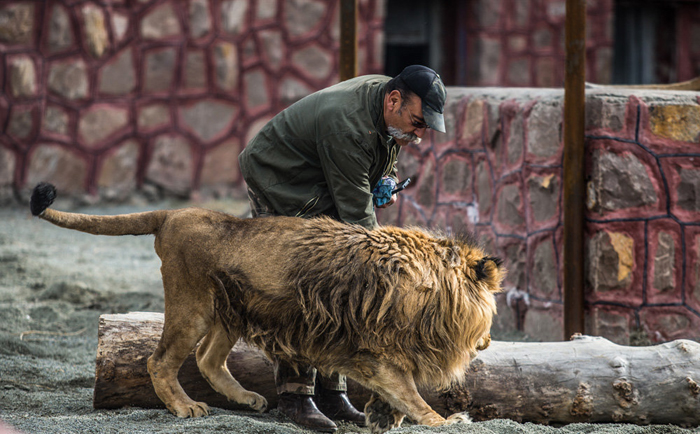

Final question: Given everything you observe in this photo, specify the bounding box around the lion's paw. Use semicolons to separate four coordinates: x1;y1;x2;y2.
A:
476;333;491;351
445;412;472;424
365;396;404;434
169;401;210;418
245;392;268;413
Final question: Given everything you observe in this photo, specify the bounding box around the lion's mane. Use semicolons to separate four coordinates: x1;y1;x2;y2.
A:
213;217;504;390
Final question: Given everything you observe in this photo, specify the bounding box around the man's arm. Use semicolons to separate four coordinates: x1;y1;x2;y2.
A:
316;136;378;229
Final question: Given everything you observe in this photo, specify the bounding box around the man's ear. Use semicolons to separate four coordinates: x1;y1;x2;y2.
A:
387;90;402;111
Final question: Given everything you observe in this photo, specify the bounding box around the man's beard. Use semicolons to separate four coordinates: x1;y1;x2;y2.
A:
387;126;421;145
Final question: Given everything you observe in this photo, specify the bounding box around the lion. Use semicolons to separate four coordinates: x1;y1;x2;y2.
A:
29;182;504;434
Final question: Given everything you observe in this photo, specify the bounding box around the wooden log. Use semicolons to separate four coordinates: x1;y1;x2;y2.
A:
94;313;700;427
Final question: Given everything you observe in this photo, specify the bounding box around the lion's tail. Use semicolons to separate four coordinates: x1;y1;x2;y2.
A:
30;182;169;236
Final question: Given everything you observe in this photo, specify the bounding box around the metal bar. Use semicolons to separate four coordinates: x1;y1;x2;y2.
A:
339;0;357;81
563;0;586;340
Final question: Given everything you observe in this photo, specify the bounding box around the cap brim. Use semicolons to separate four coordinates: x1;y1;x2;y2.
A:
423;104;446;133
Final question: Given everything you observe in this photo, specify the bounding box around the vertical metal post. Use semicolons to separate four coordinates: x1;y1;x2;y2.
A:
563;0;586;340
339;0;357;81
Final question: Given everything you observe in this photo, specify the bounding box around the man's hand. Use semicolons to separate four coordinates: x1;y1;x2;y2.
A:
376;194;396;209
372;177;397;208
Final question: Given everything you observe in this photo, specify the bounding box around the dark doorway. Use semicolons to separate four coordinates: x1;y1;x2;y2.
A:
383;0;458;84
612;0;678;84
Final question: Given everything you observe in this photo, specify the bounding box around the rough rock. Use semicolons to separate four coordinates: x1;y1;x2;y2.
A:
507;111;524;164
259;30;284;70
244;69;270;111
678;168;700;212
42;106;69;136
461;99;484;143
532;238;557;297
587;231;634;293
589;150;657;212
496;182;524;229
7;107;34;140
0;146;15;187
111;12;129;44
221;0;249;35
527;100;562;161
8;56;36;98
441;156;471;197
48;59;89;100
99;49;136;96
98;140;139;200
649;105;700;143
145;134;193;196
178;99;238;143
78;105;130;148
138;103;170;132
141;2;182;40
292;45;332;80
200;139;241;185
476;159;492;217
184;49;207;89
527;174;559;223
285;0;326;37
653;231;675;293
188;0;211;38
279;76;313;105
81;3;109;58
143;48;176;93
25;145;87;194
214;42;238;91
47;4;73;53
0;3;34;44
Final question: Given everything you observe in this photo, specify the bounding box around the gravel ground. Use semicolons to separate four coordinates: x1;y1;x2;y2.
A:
0;199;698;434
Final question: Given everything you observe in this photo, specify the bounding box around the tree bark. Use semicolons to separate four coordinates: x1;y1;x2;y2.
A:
94;312;700;427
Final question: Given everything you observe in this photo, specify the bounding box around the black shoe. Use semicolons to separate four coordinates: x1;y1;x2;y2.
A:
315;390;366;427
277;393;338;432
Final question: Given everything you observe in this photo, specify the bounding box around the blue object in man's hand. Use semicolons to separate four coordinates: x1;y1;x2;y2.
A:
372;177;397;207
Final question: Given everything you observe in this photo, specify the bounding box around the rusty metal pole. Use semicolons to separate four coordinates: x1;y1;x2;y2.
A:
339;0;357;81
563;0;586;340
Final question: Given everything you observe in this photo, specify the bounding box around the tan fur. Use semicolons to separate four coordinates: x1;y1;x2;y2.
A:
35;203;504;433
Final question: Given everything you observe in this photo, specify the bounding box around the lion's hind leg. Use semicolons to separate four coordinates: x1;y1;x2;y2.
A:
196;322;268;412
364;394;405;434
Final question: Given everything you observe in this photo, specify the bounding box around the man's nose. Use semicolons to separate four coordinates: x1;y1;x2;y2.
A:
414;127;426;138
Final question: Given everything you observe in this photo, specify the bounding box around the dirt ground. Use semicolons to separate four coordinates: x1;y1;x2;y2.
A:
0;198;698;434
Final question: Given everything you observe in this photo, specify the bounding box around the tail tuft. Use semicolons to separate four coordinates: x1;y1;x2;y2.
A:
30;182;57;216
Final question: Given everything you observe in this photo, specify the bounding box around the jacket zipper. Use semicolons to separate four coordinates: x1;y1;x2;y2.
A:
296;196;320;217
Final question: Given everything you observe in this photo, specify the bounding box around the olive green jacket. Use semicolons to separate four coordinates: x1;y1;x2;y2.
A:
238;75;400;229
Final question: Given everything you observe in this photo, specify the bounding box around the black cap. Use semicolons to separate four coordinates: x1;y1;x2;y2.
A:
398;65;447;133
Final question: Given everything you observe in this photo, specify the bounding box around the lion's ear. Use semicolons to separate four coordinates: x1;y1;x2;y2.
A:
475;256;503;281
439;245;462;268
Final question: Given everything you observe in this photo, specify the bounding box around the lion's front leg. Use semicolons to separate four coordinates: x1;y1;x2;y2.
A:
364;394;405;434
358;364;471;432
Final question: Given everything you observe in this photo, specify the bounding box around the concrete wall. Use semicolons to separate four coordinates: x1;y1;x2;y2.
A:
0;0;385;203
378;87;700;345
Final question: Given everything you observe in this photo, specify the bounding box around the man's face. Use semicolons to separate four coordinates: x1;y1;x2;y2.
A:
384;91;429;146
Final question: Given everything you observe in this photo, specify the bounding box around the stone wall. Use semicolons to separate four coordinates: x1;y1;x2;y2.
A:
461;0;700;87
3;1;700;344
0;0;385;203
378;87;700;345
462;0;614;87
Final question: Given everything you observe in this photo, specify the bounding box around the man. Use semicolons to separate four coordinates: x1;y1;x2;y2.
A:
238;65;447;432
